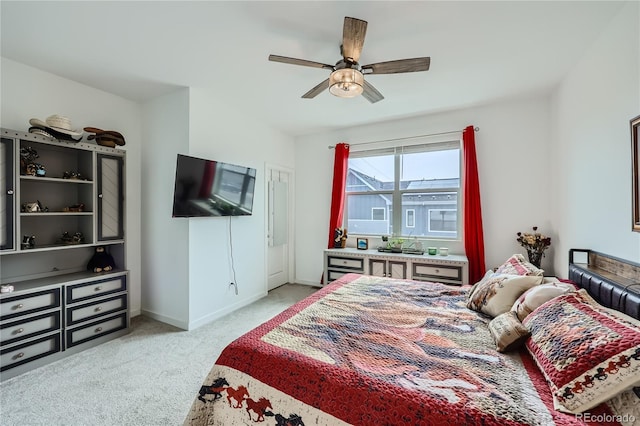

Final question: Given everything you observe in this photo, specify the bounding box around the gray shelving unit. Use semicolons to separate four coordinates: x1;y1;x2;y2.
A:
0;128;128;381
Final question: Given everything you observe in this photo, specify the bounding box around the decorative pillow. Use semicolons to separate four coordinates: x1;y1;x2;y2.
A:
488;311;530;352
495;254;544;276
511;281;576;322
523;289;640;414
466;274;542;317
466;269;495;302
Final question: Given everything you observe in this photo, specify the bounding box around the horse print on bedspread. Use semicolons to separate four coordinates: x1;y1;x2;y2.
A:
258;275;553;425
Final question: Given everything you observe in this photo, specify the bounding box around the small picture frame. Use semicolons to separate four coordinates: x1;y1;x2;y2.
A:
357;238;368;250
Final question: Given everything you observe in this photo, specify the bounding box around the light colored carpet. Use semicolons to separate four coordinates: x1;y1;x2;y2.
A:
0;283;318;426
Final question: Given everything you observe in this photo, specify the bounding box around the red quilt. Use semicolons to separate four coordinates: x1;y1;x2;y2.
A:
185;274;635;425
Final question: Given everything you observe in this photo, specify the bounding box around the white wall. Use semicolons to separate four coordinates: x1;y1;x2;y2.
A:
1;57;297;331
550;1;640;270
185;88;296;328
0;57;143;315
295;1;640;284
294;94;554;284
140;89;190;328
141;87;297;330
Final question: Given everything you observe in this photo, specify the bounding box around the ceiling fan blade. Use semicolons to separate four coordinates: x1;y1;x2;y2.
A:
362;80;384;103
362;57;431;74
268;55;334;70
342;17;367;63
302;78;330;99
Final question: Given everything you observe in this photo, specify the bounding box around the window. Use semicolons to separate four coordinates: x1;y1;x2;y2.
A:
345;141;460;239
428;209;456;233
372;207;386;221
214;164;256;211
406;209;415;228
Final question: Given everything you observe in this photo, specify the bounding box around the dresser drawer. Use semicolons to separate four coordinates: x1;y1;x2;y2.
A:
412;263;463;283
0;333;61;372
327;270;349;282
327;256;365;272
66;276;126;304
66;313;127;348
1;311;61;346
66;294;127;326
0;288;61;320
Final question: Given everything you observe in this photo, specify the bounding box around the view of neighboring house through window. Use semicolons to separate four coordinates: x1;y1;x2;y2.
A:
406;209;415;228
345;141;461;239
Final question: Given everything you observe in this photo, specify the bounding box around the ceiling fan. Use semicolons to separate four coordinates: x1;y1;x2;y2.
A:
268;17;430;103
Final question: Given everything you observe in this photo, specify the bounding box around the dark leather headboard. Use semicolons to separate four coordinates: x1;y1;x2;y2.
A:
568;249;640;320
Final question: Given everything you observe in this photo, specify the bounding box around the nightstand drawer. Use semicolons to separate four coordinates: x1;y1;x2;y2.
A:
0;333;61;372
66;313;127;348
1;311;61;346
328;256;364;271
66;294;127;326
412;263;462;282
66;276;126;304
0;289;61;320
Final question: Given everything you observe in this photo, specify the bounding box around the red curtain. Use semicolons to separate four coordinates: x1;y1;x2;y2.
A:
327;143;350;249
463;125;486;283
198;161;216;198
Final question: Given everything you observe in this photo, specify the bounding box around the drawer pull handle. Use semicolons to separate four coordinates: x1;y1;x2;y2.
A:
95;327;103;333
95;286;102;291
94;306;103;312
435;269;440;273
13;303;24;310
12;328;24;335
13;352;25;360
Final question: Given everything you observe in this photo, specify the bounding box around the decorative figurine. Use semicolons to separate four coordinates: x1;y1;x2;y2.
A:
21;235;35;249
334;228;348;248
87;246;116;273
60;231;84;245
63;203;85;212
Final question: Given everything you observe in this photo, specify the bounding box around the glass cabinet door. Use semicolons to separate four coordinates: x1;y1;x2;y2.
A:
1;137;15;251
97;154;124;241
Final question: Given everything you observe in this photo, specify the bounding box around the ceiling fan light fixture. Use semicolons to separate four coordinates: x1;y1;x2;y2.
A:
329;68;364;98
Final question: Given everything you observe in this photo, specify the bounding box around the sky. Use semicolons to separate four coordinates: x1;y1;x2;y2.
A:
349;149;460;182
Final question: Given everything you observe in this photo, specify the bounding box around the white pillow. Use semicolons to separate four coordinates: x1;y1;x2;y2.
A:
511;281;576;322
467;274;543;318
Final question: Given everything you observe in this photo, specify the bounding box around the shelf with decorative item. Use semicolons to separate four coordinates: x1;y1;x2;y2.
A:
19;176;92;184
20;212;93;217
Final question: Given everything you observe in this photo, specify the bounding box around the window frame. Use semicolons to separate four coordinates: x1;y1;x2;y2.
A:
371;207;386;221
427;208;457;234
406;209;415;228
345;140;462;240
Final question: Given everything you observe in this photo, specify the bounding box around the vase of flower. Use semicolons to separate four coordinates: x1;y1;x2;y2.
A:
526;249;543;268
516;226;551;269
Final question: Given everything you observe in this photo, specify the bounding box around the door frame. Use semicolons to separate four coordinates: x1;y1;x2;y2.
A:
264;163;295;291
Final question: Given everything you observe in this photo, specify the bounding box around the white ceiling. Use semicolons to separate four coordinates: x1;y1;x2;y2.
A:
0;1;626;137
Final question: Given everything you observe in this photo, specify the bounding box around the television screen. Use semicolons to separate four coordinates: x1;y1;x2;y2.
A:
172;154;257;217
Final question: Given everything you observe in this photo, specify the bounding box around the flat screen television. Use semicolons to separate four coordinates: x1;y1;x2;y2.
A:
172;154;257;217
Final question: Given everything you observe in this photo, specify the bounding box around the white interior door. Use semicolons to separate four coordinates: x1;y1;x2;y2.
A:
267;166;293;290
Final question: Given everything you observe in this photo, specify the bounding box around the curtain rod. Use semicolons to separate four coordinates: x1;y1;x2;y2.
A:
328;126;479;149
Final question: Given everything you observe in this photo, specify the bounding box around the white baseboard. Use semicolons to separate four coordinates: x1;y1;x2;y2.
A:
187;291;268;330
140;309;189;330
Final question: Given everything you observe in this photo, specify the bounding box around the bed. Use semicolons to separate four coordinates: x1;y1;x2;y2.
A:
184;249;640;425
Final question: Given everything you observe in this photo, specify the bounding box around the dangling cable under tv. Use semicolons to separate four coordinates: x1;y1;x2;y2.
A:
172;154;257;217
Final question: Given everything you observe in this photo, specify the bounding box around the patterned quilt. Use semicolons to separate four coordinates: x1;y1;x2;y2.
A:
185;274;635;425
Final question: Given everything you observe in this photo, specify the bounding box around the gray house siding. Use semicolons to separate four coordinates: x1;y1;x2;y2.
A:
346;169;459;238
